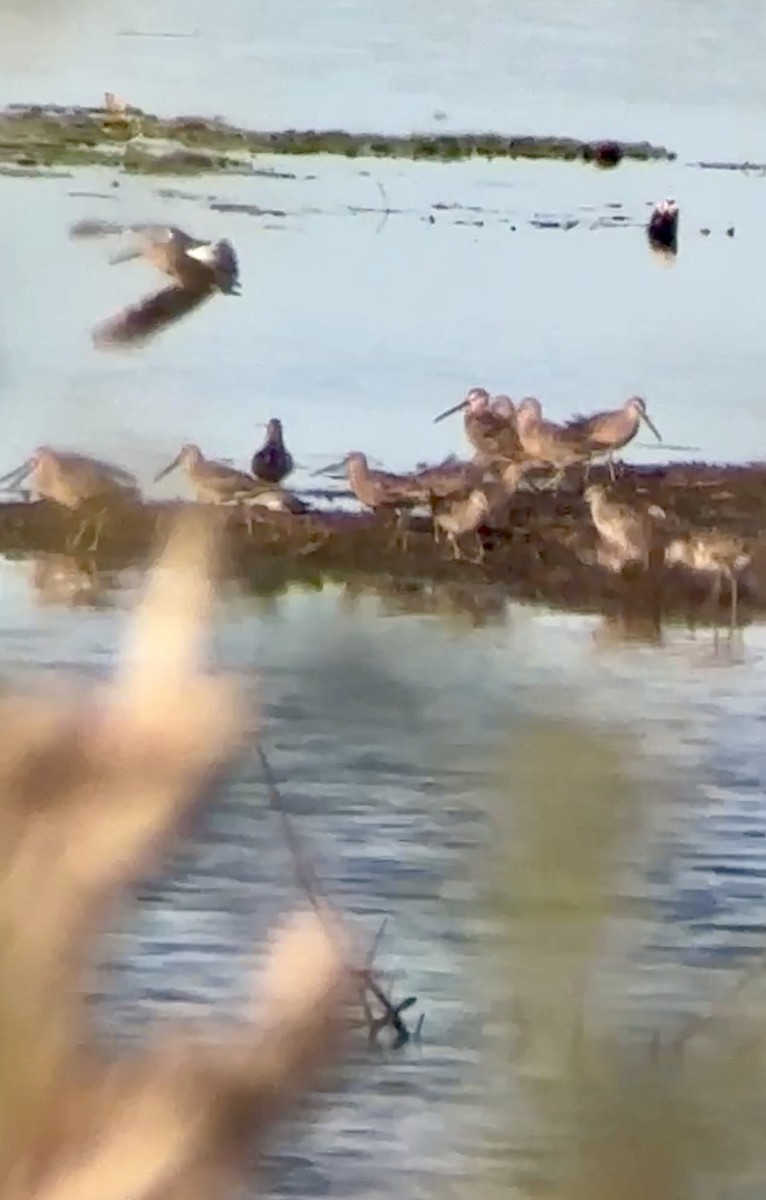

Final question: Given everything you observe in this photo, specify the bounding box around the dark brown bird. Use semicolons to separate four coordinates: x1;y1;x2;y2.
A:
72;221;240;348
251;418;294;484
647;199;679;251
109;224;240;294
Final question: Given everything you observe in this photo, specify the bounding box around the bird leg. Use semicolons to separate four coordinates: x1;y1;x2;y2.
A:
731;574;739;632
708;571;724;651
68;501;111;555
385;509;409;553
607;453;616;484
449;532;463;561
472;531;486;565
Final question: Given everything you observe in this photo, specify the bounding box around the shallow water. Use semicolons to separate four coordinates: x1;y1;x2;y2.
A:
6;557;766;1194
2;1;766;1194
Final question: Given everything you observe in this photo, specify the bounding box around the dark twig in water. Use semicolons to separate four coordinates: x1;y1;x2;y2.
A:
374;178;391;235
256;744;423;1048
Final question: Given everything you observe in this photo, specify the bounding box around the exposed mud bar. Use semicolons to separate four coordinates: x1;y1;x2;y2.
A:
0;102;675;173
1;461;765;627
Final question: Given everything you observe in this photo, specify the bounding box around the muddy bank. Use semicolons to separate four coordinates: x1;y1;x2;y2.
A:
1;462;765;626
0;103;675;174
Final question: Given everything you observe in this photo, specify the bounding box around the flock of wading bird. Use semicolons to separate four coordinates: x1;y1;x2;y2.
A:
0;208;749;628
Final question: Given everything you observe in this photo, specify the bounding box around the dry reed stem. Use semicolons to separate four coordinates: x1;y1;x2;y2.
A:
0;514;351;1200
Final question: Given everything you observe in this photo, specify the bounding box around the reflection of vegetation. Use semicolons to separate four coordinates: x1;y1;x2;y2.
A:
0;105;675;174
471;716;766;1198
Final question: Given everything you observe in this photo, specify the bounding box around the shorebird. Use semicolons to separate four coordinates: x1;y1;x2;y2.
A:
154;444;307;524
665;531;751;632
515;397;591;485
412;458;485;500
72;221;240;347
251;418;294;484
491;394;517;420
564;396;662;481
433;387;523;464
584;483;666;569
647;199;679;250
313;452;428;549
0;447;140;551
432;461;526;562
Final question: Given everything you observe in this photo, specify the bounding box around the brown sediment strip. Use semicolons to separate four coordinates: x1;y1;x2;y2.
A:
1;462;764;624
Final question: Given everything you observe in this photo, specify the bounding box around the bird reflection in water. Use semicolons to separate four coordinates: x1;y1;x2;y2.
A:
591;610;664;652
29;554;118;609
339;576;509;629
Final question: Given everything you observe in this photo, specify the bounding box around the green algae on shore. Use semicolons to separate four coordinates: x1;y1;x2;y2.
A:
0;103;675;175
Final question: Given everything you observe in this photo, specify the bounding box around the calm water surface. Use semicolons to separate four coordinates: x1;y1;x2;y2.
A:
2;1;766;1194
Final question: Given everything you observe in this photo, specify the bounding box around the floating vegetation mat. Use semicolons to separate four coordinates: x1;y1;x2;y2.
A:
1;462;765;627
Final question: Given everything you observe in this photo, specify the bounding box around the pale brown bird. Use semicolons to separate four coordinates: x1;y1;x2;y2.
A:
0;446;140;551
584;483;666;570
564;396;662;481
433;461;526;562
665;531;751;631
516;397;591;485
313;452;428;549
155;444;307;523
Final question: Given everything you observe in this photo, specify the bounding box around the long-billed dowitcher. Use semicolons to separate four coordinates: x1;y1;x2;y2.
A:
665;531;751;631
0;447;141;551
433;387;523;464
74;221;240;347
155;444;307;524
565;396;662;481
412;458;485;500
109;224;241;294
252;418;294;484
584;483;666;569
647;199;679;250
516;397;591;485
313;452;428;549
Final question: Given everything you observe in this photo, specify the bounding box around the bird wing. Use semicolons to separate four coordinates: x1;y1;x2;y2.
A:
201;461;269;498
69;218;127;240
127;223;189;245
92;282;213;349
561;412;606;441
55;452;138;490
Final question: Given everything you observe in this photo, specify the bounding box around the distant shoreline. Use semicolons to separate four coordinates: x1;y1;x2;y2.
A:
0;103;675;175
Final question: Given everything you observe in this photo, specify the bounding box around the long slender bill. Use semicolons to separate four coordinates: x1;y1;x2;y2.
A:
0;460;32;489
641;411;662;441
310;458;347;478
433;400;468;424
154;453;183;483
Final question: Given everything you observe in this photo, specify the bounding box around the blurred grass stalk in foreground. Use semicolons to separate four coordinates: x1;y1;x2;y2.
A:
476;715;766;1199
0;514;350;1200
